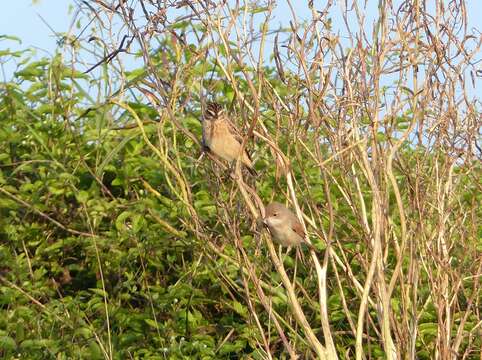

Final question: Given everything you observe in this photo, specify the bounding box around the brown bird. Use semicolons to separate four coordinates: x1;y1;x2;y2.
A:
263;202;318;252
202;102;257;176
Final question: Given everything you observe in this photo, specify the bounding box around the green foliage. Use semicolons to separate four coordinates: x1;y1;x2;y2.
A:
0;49;253;360
0;14;480;359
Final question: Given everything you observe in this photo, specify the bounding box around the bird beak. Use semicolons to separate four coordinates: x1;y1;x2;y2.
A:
256;217;266;231
257;216;268;226
262;218;269;227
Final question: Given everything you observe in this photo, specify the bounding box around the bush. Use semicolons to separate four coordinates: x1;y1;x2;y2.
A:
0;2;480;359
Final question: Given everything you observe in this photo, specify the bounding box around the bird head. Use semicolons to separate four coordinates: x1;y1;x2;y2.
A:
263;202;289;228
204;102;223;122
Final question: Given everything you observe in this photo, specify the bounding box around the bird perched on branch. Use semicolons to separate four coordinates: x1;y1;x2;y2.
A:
202;102;257;176
263;202;318;252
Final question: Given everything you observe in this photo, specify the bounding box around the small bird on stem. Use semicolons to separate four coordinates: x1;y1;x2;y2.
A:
202;102;257;176
263;202;318;252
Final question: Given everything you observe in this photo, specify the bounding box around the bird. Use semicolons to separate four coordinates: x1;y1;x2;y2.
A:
202;102;257;176
263;202;318;252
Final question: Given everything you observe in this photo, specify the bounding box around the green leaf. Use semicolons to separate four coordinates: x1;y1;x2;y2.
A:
0;34;22;43
89;288;108;298
144;318;158;328
0;335;16;351
76;190;89;203
231;300;247;317
250;6;269;14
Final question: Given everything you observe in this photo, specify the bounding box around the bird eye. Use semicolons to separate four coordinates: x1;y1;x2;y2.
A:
273;213;278;217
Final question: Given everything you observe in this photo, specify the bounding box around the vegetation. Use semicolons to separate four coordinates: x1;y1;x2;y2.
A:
0;1;480;359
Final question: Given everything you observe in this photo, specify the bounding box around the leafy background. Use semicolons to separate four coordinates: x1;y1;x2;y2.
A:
0;1;481;359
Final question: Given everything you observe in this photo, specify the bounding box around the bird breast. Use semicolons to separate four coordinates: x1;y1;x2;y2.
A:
209;123;242;162
266;217;303;247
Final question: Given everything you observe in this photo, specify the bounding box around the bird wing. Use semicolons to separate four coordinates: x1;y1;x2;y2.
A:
201;119;212;150
291;218;306;239
225;116;244;143
224;115;254;161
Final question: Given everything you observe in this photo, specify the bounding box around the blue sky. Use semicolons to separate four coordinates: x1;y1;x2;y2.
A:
2;1;481;52
1;0;480;99
1;1;75;55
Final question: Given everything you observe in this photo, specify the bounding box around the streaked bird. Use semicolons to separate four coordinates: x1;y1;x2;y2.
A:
263;202;317;252
202;102;257;176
